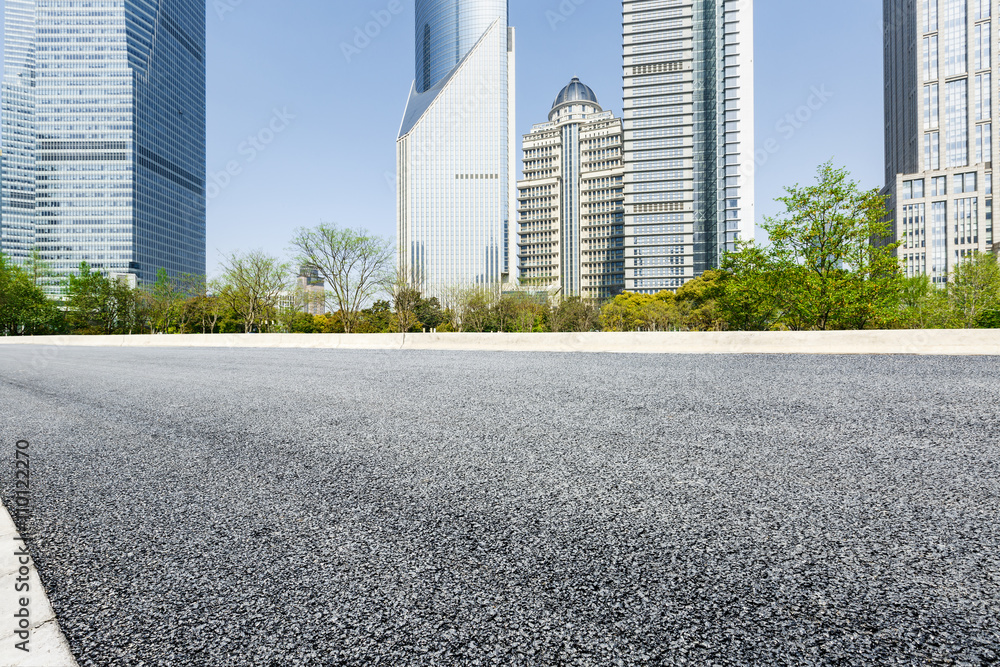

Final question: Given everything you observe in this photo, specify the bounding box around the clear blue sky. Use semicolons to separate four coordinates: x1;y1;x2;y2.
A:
1;0;885;277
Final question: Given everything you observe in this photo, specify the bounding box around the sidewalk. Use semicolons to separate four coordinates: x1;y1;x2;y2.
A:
0;504;78;667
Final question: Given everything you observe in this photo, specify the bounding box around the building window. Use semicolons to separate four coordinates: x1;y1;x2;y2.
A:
945;78;970;167
953;172;977;193
924;83;940;129
923;35;940;80
976;123;992;163
931;176;947;196
942;0;968;76
925;131;942;170
924;0;940;32
974;22;991;70
975;72;991;120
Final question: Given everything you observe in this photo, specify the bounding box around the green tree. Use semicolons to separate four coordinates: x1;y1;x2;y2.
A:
978;309;1000;328
759;162;903;330
641;292;683;331
148;268;182;333
494;292;549;333
64;262;142;335
23;248;54;289
0;253;62;335
415;296;445;331
949;252;1000;328
674;271;726;331
290;224;393;334
286;311;322;334
453;285;499;332
355;300;393;333
600;292;648;332
383;268;423;333
897;275;952;329
315;312;346;334
600;291;678;332
718;244;782;331
549;297;601;332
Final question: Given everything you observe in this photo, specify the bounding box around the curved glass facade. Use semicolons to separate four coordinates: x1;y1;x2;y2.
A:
399;2;515;299
415;0;507;93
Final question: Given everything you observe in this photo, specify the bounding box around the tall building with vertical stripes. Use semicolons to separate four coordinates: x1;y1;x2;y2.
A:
396;0;516;299
622;0;755;293
1;0;206;293
885;0;998;284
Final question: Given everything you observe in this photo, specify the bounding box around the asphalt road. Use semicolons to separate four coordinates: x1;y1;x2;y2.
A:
1;346;998;666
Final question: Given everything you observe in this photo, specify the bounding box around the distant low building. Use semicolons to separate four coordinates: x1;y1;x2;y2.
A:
277;266;325;316
517;78;625;300
298;265;325;316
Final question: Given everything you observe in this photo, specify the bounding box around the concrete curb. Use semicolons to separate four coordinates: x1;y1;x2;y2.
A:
0;330;999;355
0;504;78;667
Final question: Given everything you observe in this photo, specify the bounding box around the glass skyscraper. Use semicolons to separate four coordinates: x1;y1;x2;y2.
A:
1;0;206;293
518;78;625;300
397;0;516;299
622;0;755;293
885;0;997;284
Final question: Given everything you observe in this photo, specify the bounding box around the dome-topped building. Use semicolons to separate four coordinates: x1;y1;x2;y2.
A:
519;79;625;300
549;77;603;121
552;77;601;109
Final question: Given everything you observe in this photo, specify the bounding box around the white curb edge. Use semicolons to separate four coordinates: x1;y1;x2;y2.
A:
0;330;999;356
0;503;78;667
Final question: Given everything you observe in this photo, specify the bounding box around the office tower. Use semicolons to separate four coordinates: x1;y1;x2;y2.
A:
1;0;206;292
622;0;755;293
518;78;625;299
885;0;996;284
396;0;516;299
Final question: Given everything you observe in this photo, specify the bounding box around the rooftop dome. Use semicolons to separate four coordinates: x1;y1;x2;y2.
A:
551;77;600;110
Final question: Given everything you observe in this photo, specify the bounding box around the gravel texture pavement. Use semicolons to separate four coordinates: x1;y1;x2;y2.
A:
0;346;998;666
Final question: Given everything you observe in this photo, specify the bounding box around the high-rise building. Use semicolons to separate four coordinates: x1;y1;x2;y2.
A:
396;0;516;299
1;0;206;293
884;0;996;284
622;0;755;293
517;78;625;300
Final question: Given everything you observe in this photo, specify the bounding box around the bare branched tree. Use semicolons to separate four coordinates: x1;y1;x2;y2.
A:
383;266;423;333
219;250;291;333
290;224;393;334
